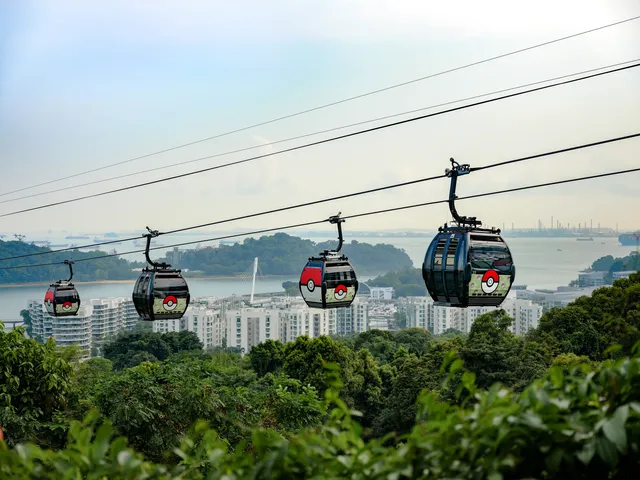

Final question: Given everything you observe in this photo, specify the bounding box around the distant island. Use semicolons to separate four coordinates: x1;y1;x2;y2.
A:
0;233;413;285
0;240;136;285
571;252;640;285
160;233;413;277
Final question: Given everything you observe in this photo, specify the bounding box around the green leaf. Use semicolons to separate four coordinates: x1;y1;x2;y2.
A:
602;407;628;452
545;448;563;472
576;441;596;465
595;436;618;467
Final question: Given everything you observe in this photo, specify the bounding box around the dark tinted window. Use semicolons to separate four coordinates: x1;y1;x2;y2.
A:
56;288;78;303
154;275;188;292
469;244;512;271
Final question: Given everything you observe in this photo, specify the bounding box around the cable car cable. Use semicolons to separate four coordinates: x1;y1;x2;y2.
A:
1;61;638;220
3;58;638;207
4;14;638;199
1;164;638;272
1;131;638;262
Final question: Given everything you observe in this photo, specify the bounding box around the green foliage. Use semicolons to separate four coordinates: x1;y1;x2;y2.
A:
591;253;639;283
5;344;640;478
248;339;285;376
367;266;427;297
19;309;32;338
0;323;73;448
528;271;640;360
1;272;639;477
164;233;413;276
0;239;136;284
102;330;204;370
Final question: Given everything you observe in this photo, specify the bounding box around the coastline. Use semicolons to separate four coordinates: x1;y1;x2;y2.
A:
0;274;295;289
0;270;389;289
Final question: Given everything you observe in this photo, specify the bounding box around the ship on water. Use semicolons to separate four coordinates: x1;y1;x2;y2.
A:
576;237;594;242
619;232;640;246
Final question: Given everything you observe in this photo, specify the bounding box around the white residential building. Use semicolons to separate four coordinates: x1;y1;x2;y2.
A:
335;298;369;335
399;295;543;336
152;304;226;350
369;287;394;300
515;286;599;311
27;297;140;357
223;307;280;352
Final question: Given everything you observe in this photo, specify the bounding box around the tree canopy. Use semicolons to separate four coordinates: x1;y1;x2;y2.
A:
1;270;639;478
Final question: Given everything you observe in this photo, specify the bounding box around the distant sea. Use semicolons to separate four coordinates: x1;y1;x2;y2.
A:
1;235;636;329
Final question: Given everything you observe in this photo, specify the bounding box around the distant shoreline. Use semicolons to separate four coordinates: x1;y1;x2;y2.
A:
0;274;295;289
0;271;387;289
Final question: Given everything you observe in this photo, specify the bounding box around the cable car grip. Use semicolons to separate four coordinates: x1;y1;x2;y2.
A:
328;212;345;253
63;259;74;283
444;158;482;229
143;226;170;270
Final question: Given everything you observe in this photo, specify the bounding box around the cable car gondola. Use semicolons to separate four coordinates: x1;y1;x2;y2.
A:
44;260;81;316
299;213;359;309
132;227;190;321
422;159;516;308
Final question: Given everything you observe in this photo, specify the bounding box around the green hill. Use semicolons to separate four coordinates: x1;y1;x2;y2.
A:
159;233;413;276
0;240;136;284
0;234;414;284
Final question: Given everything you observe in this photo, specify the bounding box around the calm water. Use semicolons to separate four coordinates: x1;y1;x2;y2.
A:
1;235;635;326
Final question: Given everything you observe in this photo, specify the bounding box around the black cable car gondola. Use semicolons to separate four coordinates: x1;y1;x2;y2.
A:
422;159;516;308
44;260;81;316
299;213;359;309
132;227;190;321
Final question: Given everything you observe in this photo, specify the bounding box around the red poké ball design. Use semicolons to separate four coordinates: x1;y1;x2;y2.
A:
62;301;73;311
334;284;348;300
44;290;54;308
481;270;500;294
163;295;178;311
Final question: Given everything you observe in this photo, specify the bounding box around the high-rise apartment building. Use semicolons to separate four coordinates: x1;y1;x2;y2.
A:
27;297;140;357
400;295;543;336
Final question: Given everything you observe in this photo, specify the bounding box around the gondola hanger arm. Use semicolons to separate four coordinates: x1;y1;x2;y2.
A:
63;259;74;282
142;226;169;269
328;212;345;252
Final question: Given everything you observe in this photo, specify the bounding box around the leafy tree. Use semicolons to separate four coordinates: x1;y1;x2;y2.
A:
373;338;462;437
461;310;547;391
248;339;285;376
282;336;361;407
19;309;32;338
0;323;73;448
353;330;397;364
103;331;203;370
395;327;432;356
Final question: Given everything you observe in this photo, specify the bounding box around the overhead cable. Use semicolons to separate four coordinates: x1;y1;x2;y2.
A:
3;14;638;198
1;131;637;262
2;58;638;206
1;165;638;271
1;61;638;220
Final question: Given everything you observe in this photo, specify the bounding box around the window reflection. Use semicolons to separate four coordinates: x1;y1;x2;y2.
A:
469;245;512;272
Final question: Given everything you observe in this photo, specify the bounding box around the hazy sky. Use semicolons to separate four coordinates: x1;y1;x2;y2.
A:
1;0;639;241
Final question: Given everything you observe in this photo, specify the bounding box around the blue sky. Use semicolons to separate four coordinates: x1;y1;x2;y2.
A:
1;0;639;239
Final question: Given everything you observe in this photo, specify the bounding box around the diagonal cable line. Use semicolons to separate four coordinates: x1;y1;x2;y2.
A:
2;58;638;206
1;131;637;262
1;61;638;220
2;14;638;198
1;165;639;271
